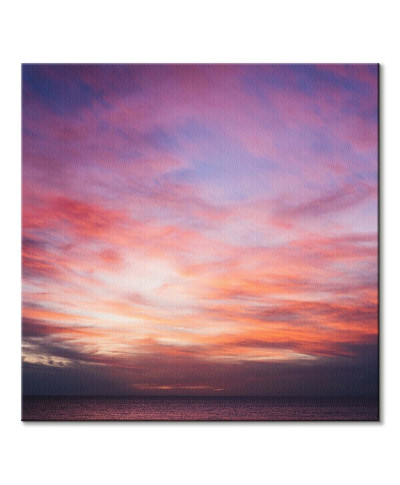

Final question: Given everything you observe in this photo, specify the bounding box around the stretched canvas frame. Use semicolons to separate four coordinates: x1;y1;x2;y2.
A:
22;64;379;421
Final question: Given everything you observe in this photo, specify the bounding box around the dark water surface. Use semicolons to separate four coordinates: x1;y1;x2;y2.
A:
22;396;379;421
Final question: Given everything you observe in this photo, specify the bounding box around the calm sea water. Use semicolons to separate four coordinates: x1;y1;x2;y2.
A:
22;396;379;421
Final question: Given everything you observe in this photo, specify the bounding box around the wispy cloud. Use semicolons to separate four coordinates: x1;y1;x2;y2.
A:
22;64;378;397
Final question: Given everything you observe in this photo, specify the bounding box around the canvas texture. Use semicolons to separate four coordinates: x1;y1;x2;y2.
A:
22;64;379;421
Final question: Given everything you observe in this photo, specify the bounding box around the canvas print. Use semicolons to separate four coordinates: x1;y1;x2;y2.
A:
22;64;379;421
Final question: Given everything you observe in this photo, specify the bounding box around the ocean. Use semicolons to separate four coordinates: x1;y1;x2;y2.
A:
22;396;379;421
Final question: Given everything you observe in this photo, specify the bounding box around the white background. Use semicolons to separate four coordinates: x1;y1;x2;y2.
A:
1;1;399;484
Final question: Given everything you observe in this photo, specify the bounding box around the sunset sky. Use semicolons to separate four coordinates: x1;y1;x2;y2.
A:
22;64;378;397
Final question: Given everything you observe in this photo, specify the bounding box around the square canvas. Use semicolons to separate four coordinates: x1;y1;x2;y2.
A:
22;64;379;421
